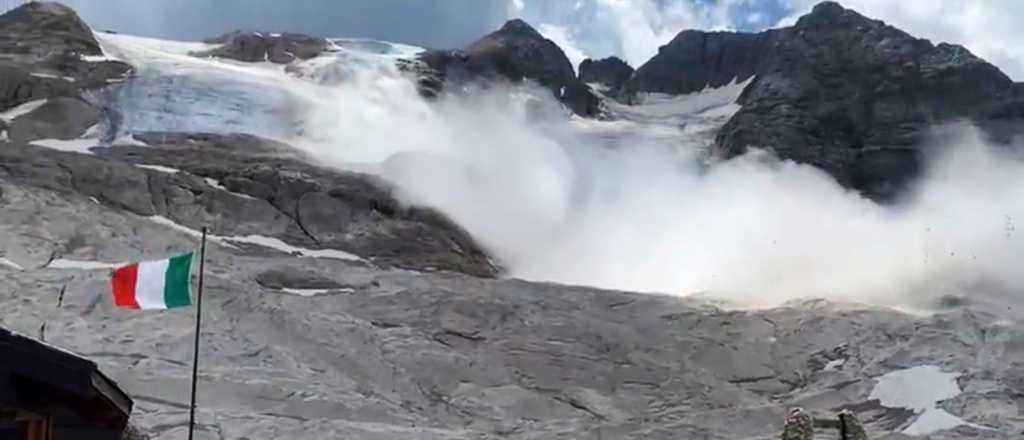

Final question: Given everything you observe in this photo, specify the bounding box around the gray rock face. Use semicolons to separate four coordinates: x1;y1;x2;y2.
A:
0;1;102;57
7;96;101;142
410;20;602;117
0;2;131;142
578;56;634;95
196;31;330;64
97;132;499;278
626;1;1024;199
626;30;766;97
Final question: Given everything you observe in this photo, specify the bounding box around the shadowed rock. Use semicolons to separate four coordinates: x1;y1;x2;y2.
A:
407;19;602;117
0;2;131;141
91;132;500;278
578;56;634;97
625;1;1024;200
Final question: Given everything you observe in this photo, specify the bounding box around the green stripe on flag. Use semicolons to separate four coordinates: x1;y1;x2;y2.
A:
163;252;193;308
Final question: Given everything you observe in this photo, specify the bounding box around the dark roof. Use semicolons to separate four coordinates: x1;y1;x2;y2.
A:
0;327;132;426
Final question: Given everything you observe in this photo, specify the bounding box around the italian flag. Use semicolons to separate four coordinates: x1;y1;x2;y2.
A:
111;252;194;310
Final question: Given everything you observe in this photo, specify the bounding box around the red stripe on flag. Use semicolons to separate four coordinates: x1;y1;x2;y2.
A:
111;263;141;309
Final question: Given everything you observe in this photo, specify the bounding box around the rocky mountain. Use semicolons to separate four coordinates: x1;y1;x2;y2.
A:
578;56;634;97
0;2;1022;440
408;19;602;117
626;1;1024;199
0;1;130;142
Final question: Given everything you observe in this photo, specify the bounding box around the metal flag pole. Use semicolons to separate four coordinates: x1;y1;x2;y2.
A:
187;227;208;440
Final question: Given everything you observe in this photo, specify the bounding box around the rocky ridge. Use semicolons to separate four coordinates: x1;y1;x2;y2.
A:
578;56;634;98
407;19;602;117
625;1;1024;199
0;1;131;143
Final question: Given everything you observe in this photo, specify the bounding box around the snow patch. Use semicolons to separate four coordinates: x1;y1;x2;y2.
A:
47;259;122;270
870;365;961;411
224;235;361;261
81;54;117;62
114;133;148;146
823;358;846;371
136;164;181;174
0;257;23;270
621;76;753;119
203;178;258;200
281;288;335;297
903;408;974;436
29;138;98;154
146;216;360;261
29;73;76;82
0;99;47;122
148;216;206;239
869;365;984;435
82;124;104;138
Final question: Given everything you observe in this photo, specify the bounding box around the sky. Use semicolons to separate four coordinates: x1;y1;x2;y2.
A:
29;0;1024;78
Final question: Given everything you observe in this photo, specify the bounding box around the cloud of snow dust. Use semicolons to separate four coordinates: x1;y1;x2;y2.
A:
100;33;1024;311
281;54;1024;311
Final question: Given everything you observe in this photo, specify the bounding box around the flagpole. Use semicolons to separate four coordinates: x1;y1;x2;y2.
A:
187;227;207;440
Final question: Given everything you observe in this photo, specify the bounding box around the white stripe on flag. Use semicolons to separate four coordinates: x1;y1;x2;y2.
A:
136;258;170;309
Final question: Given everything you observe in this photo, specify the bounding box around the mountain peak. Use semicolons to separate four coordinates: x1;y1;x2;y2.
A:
796;0;874;29
0;0;101;56
810;1;846;16
496;18;543;39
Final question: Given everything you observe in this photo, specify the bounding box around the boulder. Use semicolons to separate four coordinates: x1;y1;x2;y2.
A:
7;96;102;142
409;19;603;117
625;1;1024;199
255;267;344;290
196;31;330;64
578;57;634;94
0;2;132;122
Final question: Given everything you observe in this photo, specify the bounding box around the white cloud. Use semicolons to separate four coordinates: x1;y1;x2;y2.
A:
285;46;1024;310
507;0;752;68
781;0;1024;80
537;24;588;72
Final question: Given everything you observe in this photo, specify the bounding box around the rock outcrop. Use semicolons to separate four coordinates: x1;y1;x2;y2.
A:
196;31;330;64
578;56;634;95
408;19;602;117
0;2;131;141
6;96;101;142
0;1;103;57
88;132;498;278
626;1;1024;199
